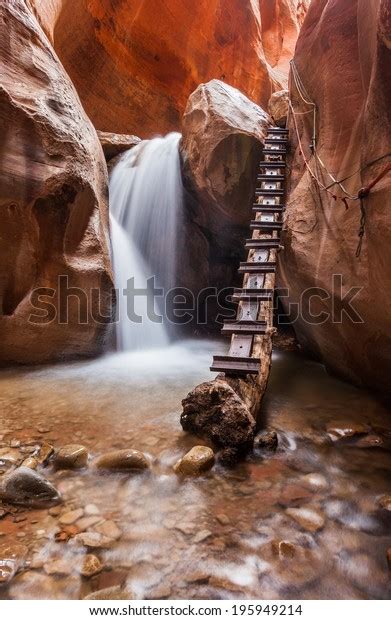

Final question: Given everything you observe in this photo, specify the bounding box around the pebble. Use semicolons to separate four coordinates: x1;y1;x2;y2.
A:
93;449;150;472
59;508;84;525
76;516;102;531
0;543;28;583
94;520;122;540
254;431;278;451
48;506;62;517
0;448;21;465
326;421;370;441
73;532;114;549
193;529;213;543
44;558;73;576
216;513;230;525
84;586;133;600
21;456;38;470
286;507;325;532
80;554;103;578
54;445;89;469
36;443;54;465
301;473;329;491
378;495;391;511
174;446;215;476
271;539;296;559
84;504;100;516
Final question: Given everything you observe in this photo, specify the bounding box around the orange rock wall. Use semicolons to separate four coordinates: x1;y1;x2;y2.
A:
278;0;391;394
32;0;309;137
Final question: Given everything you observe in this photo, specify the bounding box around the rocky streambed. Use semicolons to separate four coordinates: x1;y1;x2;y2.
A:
0;341;390;600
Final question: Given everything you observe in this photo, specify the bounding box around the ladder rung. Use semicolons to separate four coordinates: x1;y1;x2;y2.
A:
263;150;287;156
255;189;284;196
238;262;276;274
221;320;267;336
265;138;288;144
250;221;282;230
259;161;286;168
245;239;280;249
232;288;274;302
268;128;288;134
210;355;260;376
257;174;285;181
252;205;284;213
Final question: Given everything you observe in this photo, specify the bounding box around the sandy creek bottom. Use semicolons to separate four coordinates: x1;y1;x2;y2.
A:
0;339;390;600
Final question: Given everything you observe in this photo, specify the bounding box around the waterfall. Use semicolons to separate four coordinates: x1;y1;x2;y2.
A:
109;132;183;351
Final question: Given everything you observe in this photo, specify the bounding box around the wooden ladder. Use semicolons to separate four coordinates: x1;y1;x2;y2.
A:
210;127;288;376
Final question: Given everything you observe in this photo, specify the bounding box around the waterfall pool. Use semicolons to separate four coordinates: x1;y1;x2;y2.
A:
0;341;390;600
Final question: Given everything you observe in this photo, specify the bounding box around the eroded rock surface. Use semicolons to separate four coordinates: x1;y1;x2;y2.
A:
0;0;113;365
278;0;391;394
97;131;141;162
36;0;309;136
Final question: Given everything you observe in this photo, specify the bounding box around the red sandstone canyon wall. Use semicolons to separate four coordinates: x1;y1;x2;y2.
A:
278;0;391;394
32;0;309;137
0;0;114;364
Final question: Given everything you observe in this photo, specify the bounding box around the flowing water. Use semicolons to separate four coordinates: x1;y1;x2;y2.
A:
109;133;183;350
0;343;390;600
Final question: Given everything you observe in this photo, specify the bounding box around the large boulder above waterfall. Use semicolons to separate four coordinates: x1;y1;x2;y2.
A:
180;379;256;452
278;0;391;395
0;0;113;365
181;80;272;234
33;0;309;136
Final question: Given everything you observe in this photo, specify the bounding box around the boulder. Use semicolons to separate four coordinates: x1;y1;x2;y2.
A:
268;90;289;127
93;449;150;472
0;467;61;507
279;0;391;395
97;131;141;161
54;444;89;469
286;507;325;532
181;379;256;451
174;446;215;476
0;0;113;365
80;554;103;578
36;1;309;137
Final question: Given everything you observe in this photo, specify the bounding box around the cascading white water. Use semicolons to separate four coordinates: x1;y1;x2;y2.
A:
109;132;183;351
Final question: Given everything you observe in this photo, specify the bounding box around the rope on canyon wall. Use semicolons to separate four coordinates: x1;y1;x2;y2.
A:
289;59;391;257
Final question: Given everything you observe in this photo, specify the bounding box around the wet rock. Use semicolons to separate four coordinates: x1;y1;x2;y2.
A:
84;585;133;600
36;443;54;466
271;539;296;559
0;467;61;507
94;520;122;540
174;446;215;476
73;532;114;549
59;508;84;525
84;504;100;516
254;430;278;451
217;447;242;466
80;554;103;578
268;90;289;127
44;558;73;576
193;530;213;543
54;445;89;469
0;543;28;583
76;516;102;531
97;131;141;161
354;434;384;448
93;449;150;472
181;380;256;451
286;507;325;532
378;495;391;511
48;506;61;517
326;421;371;441
216;513;230;526
21;456;38;470
0;448;21;465
301;473;329;491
